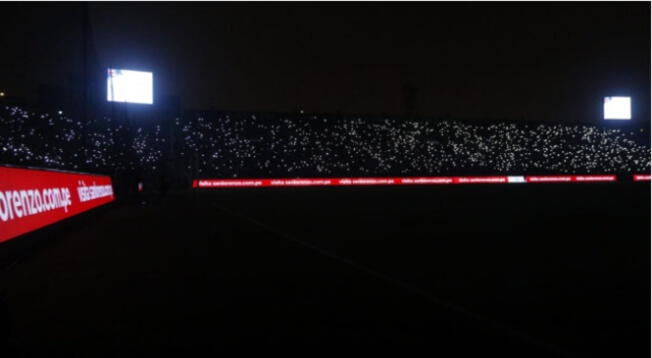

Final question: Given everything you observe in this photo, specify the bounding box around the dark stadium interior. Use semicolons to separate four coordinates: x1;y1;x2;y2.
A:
0;2;650;357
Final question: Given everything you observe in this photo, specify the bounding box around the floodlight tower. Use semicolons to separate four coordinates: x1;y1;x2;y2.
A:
106;68;154;201
80;3;90;171
80;2;102;173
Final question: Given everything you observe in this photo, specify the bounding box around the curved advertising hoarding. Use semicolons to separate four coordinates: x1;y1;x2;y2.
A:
0;166;114;243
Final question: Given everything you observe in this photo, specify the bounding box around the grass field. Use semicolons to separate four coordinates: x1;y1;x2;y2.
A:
207;183;650;357
1;183;649;356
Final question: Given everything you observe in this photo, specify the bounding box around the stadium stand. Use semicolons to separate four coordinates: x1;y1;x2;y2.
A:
1;105;649;179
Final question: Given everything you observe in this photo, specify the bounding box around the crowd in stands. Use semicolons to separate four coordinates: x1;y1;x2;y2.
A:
0;105;165;175
178;112;650;177
1;105;650;179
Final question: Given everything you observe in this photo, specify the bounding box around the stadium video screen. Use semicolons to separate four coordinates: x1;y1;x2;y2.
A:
107;68;153;104
603;96;631;120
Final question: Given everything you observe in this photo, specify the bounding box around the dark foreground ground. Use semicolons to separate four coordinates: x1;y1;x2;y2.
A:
0;183;649;357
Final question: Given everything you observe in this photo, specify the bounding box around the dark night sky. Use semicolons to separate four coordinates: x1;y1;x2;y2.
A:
0;2;649;125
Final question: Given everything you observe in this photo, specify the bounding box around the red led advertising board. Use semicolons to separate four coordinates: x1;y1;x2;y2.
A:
525;175;617;183
0;166;114;243
193;175;617;188
193;176;500;188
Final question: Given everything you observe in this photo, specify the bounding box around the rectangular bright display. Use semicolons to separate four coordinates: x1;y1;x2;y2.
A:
604;96;631;120
107;68;153;104
0;166;115;243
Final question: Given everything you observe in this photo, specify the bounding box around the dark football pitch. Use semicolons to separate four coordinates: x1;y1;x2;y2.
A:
1;183;649;356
